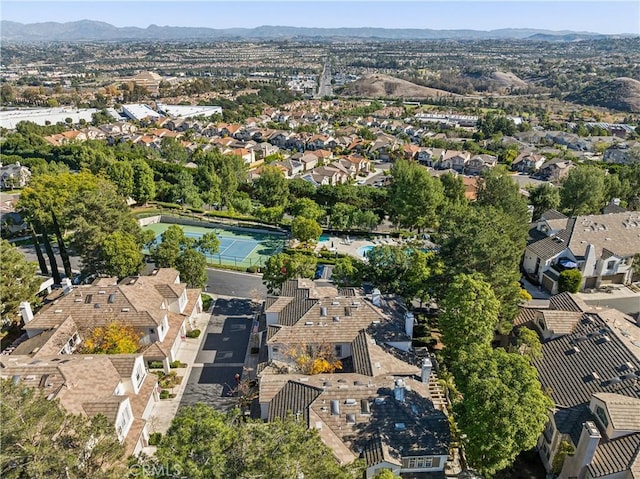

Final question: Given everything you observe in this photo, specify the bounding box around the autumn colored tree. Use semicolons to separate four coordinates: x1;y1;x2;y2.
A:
81;321;141;354
286;343;342;375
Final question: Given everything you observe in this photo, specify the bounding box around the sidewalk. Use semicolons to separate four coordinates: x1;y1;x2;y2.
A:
144;298;216;439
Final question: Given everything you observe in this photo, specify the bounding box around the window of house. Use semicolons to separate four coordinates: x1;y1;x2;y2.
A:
335;345;342;357
607;260;616;270
596;405;609;428
135;364;145;386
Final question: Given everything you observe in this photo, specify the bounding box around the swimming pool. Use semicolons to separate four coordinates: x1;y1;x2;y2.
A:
319;234;331;242
358;245;375;258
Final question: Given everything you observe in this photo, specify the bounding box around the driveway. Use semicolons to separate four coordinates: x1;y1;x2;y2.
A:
180;297;254;410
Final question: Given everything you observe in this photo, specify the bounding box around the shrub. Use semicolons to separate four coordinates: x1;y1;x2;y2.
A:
148;432;162;445
558;269;582;293
201;293;213;311
159;389;170;400
148;361;164;369
186;329;201;338
170;360;184;368
246;265;260;273
155;201;183;210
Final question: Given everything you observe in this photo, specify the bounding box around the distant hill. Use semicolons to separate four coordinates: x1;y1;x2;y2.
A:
566;77;640;113
0;20;626;42
339;74;455;100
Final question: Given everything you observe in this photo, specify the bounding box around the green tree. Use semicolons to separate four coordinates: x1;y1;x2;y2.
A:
453;346;552;476
476;166;529;222
292;216;322;244
1;84;15;104
262;252;317;294
330;202;356;230
560;166;607;215
139;404;360;479
132;159;156;204
152;225;190;268
289;197;325;222
254;205;284;224
388;160;444;231
438;273;500;361
351;209;380;231
197;232;220;256
437;204;527;326
100;231;143;279
332;256;361;287
558;269;582;293
106;161;134;198
364;245;411;294
528;183;560;221
176;248;208;288
373;470;401;479
253;165;289;207
0;239;40;326
1;379;125;479
515;327;543;360
439;172;467;205
161;137;188;164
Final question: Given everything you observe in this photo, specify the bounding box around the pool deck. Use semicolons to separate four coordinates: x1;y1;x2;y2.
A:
314;234;402;259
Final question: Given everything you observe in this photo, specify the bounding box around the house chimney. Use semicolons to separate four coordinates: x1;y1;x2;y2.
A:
371;288;381;307
405;312;415;338
61;278;73;294
320;306;328;317
20;301;34;324
394;378;406;403
560;421;600;479
421;357;432;383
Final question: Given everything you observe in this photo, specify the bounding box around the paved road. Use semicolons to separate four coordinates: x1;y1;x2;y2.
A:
206;268;266;298
316;60;333;98
180;297;254;409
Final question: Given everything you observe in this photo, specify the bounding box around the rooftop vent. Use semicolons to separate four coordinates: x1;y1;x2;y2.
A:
331;399;340;416
394;423;406;430
121;308;130;312
344;307;352;317
332;300;340;306
85;294;93;304
360;399;371;415
54;309;63;313
108;293;116;304
94;303;101;309
346;414;356;424
595;335;611;344
333;316;340;322
591;372;601;381
74;298;82;303
352;301;361;307
374;397;385;405
320;306;328;317
566;346;580;355
305;321;314;326
98;290;105;295
345;398;357;405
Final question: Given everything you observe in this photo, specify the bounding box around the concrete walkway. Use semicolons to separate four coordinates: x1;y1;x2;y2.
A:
143;303;215;438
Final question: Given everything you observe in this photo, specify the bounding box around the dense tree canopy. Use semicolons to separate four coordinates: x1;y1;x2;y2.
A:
453;345;553;476
438;273;500;362
0;239;40;326
136;404;361;479
1;379;125;479
262;252;317;294
560;166;607;215
388;160;444;231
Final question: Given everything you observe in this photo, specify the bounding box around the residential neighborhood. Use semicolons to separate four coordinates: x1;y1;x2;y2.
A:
1;6;640;479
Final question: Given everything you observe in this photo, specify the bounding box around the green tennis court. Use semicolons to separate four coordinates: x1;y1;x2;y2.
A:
143;222;285;267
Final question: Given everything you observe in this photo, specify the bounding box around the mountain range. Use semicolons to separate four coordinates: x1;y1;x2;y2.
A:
1;20;631;42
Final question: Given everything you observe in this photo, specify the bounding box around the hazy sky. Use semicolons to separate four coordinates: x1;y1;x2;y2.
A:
2;1;639;34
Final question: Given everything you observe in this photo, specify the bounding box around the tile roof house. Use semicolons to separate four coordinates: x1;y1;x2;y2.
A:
522;210;640;293
258;279;451;477
514;294;640;478
512;152;546;173
0;162;31;189
1;353;158;456
16;268;202;372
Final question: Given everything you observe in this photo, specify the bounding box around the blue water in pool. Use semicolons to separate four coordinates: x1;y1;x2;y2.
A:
358;245;374;257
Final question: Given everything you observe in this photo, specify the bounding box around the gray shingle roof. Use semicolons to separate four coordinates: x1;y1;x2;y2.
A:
541;209;568;221
351;330;373;376
554;403;594;445
526;219;574;260
588;433;640;478
534;313;640;408
268;380;323;424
